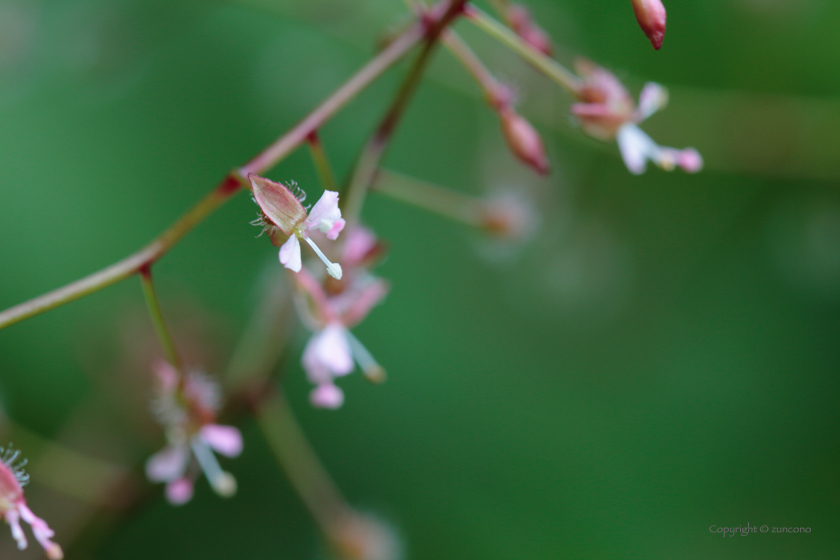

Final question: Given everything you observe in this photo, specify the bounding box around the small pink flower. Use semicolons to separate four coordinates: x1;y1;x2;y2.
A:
571;60;702;174
0;446;63;559
293;227;389;408
249;174;345;279
146;361;242;504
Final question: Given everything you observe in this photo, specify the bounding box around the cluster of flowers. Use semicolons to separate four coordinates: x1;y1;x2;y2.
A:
0;4;698;558
250;175;388;409
145;361;243;505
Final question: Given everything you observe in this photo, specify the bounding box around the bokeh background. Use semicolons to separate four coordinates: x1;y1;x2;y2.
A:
1;0;839;558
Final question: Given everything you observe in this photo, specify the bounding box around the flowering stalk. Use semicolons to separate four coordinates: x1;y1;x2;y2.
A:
306;131;339;193
443;30;549;174
257;389;352;537
371;169;483;227
464;5;582;95
341;0;470;228
0;2;438;332
372;169;533;238
139;267;182;373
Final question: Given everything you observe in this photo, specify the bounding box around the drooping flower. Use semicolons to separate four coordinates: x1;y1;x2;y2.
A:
571;60;702;175
293;227;389;408
0;446;63;559
250;174;345;279
145;361;242;505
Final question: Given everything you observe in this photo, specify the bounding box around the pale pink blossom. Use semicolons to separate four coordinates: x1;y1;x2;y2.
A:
250;174;345;279
146;361;242;504
293;227;389;408
571;60;702;175
0;446;63;559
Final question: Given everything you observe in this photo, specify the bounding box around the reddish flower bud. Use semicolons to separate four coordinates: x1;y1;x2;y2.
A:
507;4;553;56
499;107;550;175
632;0;667;50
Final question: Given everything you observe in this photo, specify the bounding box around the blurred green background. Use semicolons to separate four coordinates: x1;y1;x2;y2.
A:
1;0;838;558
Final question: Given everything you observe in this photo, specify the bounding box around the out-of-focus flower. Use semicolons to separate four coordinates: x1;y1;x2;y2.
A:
631;0;667;50
499;106;550;175
293;227;389;408
571;60;702;174
145;361;242;505
0;446;63;559
507;3;553;56
250;174;345;279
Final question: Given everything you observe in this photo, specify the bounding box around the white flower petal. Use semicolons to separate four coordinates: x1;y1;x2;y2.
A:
199;424;243;458
616;124;656;175
145;444;189;482
279;234;302;272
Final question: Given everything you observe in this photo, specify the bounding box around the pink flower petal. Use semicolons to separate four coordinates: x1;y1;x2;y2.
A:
316;324;354;376
279;234;302;272
636;82;668;121
342;226;378;265
199;424;243;458
341;277;389;328
616;124;655;175
326;218;346;240
310;383;345;409
153;360;179;392
5;509;27;550
303;335;334;384
305;190;342;233
165;477;194;505
17;504;62;559
145;444;189;483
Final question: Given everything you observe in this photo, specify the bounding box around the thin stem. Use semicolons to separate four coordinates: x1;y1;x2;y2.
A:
139;267;182;371
371;168;483;227
241;23;426;176
486;0;510;21
306;132;338;193
257;389;353;533
0;173;245;331
465;5;582;95
342;0;469;227
0;9;433;332
442;29;504;107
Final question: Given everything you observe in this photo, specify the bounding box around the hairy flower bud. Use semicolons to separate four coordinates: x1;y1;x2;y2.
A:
0;446;63;559
499;107;550;175
632;0;667;50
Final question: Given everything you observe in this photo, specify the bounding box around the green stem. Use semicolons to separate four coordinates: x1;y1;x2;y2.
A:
0;174;244;331
306;131;339;193
139;267;182;371
465;5;582;95
372;168;483;227
486;0;510;19
257;389;353;533
442;29;504;106
342;0;469;227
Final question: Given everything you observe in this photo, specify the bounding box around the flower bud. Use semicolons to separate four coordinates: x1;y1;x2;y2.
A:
507;4;553;56
632;0;667;50
249;174;307;236
499;107;550;175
